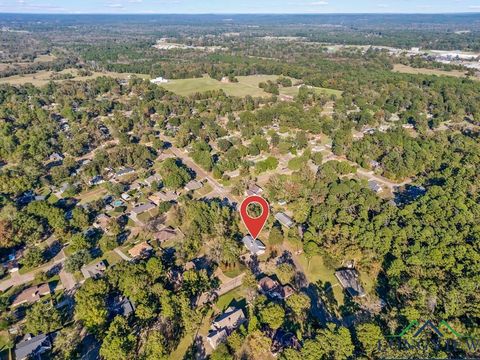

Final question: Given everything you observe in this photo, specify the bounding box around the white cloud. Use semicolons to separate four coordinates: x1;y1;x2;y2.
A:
468;5;480;9
310;1;329;5
106;3;124;8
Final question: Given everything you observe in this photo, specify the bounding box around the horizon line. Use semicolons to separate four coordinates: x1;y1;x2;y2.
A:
1;11;480;15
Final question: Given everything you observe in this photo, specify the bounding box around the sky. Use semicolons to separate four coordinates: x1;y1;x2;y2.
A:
1;0;480;14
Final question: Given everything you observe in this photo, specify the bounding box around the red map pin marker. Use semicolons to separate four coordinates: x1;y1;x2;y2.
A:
240;195;270;240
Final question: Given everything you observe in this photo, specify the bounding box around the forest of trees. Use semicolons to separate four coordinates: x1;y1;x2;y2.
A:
1;13;480;360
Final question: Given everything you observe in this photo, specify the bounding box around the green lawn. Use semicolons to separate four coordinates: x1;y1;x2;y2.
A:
102;250;123;266
215;286;247;312
168;309;214;360
169;332;194;360
0;68;149;87
160;74;342;98
295;253;345;306
194;183;213;198
78;187;108;205
221;263;246;278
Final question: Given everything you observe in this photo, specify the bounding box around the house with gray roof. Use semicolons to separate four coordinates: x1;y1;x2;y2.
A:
131;202;156;216
184;180;203;192
368;180;382;193
110;296;135;317
335;269;366;298
144;173;162;187
207;307;246;349
81;260;107;280
242;235;266;255
15;333;52;360
274;212;295;228
115;167;135;178
246;184;263;196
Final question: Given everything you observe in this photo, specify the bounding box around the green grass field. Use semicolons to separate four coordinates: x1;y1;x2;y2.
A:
296;253;346;306
160;74;342;98
215;286;246;311
0;68;150;86
392;64;469;79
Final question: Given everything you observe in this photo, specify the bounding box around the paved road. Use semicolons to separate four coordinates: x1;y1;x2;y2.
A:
0;250;66;292
322;151;412;190
158;135;239;205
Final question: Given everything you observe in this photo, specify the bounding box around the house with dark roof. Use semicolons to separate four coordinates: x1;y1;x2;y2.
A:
110;295;135;317
242;235;266;256
81;260;107;280
115;167;135;178
89;175;105;186
207;307;246;349
335;269;366;298
258;276;295;300
271;329;301;355
15;333;52;360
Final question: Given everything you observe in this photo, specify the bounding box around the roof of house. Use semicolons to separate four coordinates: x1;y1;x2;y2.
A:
89;175;105;185
272;329;300;354
185;180;203;191
212;307;246;331
11;283;51;307
335;269;366;297
258;276;280;293
94;213;111;230
129;180;143;190
242;235;266;255
15;333;51;360
116;167;135;177
274;212;295;228
144;174;162;186
128;241;153;258
368;180;382;192
246;184;263;196
154;191;178;202
258;276;295;300
49;152;64;161
153;227;177;243
110;296;135;317
207;329;228;350
282;284;295;299
132;202;156;215
81;260;107;279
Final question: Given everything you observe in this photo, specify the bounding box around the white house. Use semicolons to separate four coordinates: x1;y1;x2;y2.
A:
150;77;169;84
